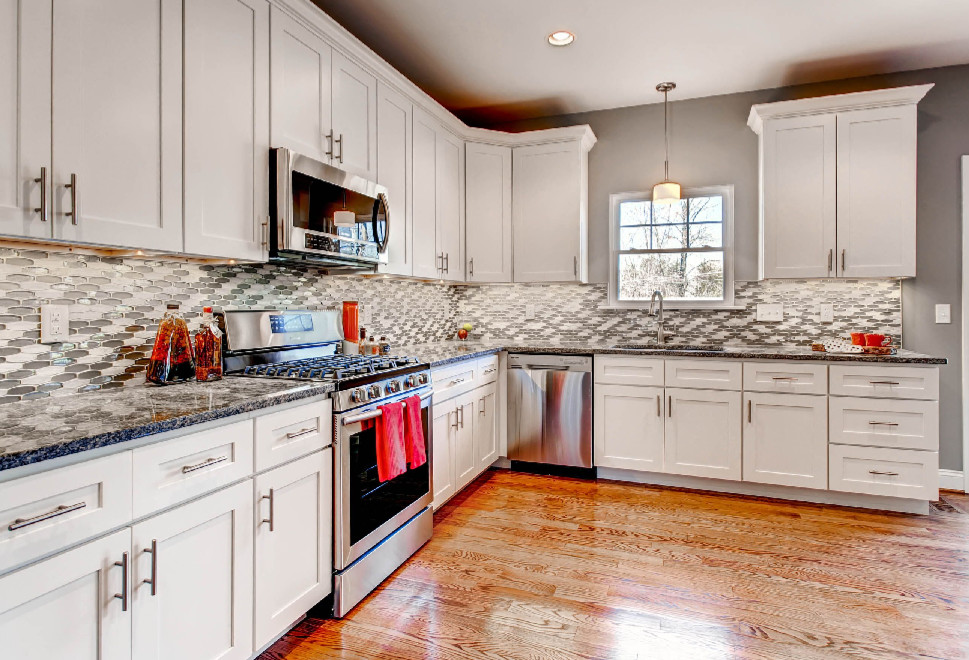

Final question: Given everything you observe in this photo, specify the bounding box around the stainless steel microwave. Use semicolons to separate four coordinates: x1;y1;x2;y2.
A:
270;147;389;270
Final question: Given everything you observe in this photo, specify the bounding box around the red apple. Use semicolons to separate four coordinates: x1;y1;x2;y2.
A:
457;328;468;340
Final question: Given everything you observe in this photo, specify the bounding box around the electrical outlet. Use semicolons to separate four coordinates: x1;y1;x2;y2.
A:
525;304;537;320
935;303;951;324
819;304;834;323
41;304;70;343
756;303;783;322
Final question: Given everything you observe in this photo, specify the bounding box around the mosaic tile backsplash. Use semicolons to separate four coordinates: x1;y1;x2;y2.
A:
0;247;900;403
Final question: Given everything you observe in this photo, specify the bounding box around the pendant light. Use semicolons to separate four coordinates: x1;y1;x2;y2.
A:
652;81;681;205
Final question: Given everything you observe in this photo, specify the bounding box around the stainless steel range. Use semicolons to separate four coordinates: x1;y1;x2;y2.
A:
217;309;433;618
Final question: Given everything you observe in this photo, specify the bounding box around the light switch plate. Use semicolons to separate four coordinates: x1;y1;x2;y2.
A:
819;304;834;323
41;304;70;343
935;303;951;324
525;304;537;320
756;303;783;322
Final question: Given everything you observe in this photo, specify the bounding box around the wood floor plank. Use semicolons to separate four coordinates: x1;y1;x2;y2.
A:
262;470;969;660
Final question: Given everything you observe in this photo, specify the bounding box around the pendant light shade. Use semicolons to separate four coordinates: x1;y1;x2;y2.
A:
653;81;680;204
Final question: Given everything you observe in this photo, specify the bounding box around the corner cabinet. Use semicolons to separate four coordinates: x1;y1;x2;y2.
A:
749;84;931;279
512;131;596;283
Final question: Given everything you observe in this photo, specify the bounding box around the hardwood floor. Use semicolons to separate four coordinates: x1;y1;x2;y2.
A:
261;470;969;659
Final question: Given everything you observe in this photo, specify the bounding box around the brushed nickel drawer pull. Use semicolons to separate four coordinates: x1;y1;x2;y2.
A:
469;257;474;277
8;501;86;531
747;399;752;423
656;394;661;417
483;367;497;375
771;376;797;381
181;455;228;474
868;421;899;427
285;427;317;440
869;469;899;476
827;248;833;273
114;551;129;612
668;395;672;418
34;166;48;221
869;381;900;386
143;539;158;596
447;378;465;386
64;173;78;225
479;397;486;414
261;489;275;531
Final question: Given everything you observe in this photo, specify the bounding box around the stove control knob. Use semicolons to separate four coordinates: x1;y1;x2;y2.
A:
368;385;381;398
350;388;366;403
404;375;417;389
417;373;429;385
387;380;401;393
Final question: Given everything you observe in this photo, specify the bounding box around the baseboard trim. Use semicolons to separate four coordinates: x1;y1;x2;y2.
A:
939;469;965;492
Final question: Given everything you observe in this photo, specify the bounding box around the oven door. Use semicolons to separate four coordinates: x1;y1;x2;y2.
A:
334;388;432;570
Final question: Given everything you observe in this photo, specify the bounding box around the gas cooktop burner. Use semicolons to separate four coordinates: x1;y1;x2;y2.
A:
240;354;421;381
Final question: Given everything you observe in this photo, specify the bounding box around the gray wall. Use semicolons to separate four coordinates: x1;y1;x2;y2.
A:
489;64;969;471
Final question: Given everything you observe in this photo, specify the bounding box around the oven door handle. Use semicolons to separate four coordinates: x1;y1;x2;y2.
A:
341;393;432;426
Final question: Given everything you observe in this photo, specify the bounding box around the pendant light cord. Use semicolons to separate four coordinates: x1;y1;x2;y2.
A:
663;88;670;181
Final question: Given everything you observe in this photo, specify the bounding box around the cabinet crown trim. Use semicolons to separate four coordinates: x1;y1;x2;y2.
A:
747;84;934;134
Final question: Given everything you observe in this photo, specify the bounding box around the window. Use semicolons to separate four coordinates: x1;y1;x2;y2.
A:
608;185;734;308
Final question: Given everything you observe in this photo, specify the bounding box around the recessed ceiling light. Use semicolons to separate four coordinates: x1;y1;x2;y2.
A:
547;30;575;47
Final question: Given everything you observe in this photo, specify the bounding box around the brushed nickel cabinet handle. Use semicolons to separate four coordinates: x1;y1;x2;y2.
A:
34;166;48;221
444;253;450;274
482;368;497;375
285;427;317;440
261;489;275;532
469;257;474;277
114;551;129;612
841;249;846;272
181;455;228;474
656;394;661;417
574;256;578;277
447;378;465;386
143;539;157;596
325;130;334;157
336;133;344;163
869;469;899;476
64;173;78;225
479;397;485;414
827;249;832;273
772;376;797;381
668;395;672;418
747;399;752;423
869;381;900;386
868;421;899;427
450;410;459;430
8;501;86;531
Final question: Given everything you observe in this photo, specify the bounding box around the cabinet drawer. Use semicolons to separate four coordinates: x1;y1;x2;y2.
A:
665;359;741;391
829;444;937;500
829;397;938;451
0;452;132;574
476;355;499;386
132;419;254;518
743;362;827;394
829;365;938;400
594;355;664;386
432;360;477;402
254;399;332;471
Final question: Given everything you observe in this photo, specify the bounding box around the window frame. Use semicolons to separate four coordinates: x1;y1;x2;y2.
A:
607;185;736;309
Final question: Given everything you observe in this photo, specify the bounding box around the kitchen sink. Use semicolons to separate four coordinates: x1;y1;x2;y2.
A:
611;343;725;352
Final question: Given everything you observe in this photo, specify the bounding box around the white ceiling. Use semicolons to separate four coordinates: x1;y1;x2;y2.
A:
312;0;969;125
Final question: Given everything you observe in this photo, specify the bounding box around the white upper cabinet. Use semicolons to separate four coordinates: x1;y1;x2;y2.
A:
749;84;932;280
331;51;377;180
0;0;51;240
411;107;439;279
436;129;465;282
513;136;594;283
269;6;332;164
52;0;182;252
183;0;269;262
376;82;413;276
465;142;512;282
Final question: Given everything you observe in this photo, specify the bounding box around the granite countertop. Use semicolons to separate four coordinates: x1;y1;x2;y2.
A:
396;340;948;367
0;378;334;473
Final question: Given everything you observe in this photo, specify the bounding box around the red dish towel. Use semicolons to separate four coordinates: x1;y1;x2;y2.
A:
375;401;407;482
403;395;427;469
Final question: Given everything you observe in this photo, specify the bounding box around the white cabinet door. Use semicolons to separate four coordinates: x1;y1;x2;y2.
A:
131;481;253;660
594;384;664;472
269;6;331;163
436;129;465;282
431;402;455;509
52;0;182;252
411;107;439;279
0;0;51;240
761;114;837;279
331;51;376;180
836;105;917;277
743;393;827;489
474;383;499;473
453;392;476;490
376;82;412;276
184;0;269;261
665;388;742;480
0;528;131;660
465;143;512;282
254;449;332;650
513;141;584;282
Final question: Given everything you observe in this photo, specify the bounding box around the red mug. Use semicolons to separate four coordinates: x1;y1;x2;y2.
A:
850;332;866;346
864;333;892;347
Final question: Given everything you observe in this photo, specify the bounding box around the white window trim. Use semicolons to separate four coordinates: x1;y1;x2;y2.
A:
606;185;736;310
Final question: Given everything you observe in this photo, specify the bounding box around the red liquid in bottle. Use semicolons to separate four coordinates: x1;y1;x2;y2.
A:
194;307;223;382
146;304;196;385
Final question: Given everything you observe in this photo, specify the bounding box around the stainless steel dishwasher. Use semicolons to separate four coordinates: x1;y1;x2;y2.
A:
507;354;593;470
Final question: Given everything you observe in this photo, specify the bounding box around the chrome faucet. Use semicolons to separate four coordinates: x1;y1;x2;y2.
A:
647;290;669;344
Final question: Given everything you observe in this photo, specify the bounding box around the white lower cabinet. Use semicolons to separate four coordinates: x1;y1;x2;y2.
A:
475;383;499;472
594;384;664;472
0;528;131;660
664;388;742;480
453;392;477;491
743;392;828;489
829;444;938;500
254;449;332;651
431;403;456;509
131;481;253;660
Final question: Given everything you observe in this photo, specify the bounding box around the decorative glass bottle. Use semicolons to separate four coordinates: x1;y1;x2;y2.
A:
194;306;223;382
146;303;196;384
